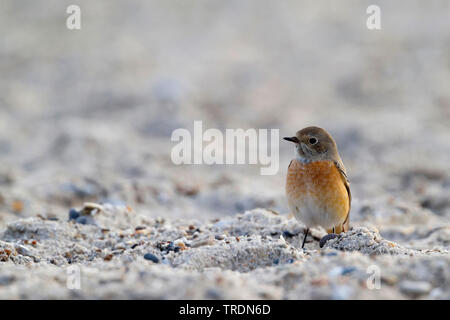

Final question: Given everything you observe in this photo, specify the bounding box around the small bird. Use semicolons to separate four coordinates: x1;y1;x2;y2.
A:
284;126;351;248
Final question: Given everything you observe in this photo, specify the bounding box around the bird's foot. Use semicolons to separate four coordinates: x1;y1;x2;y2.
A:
319;233;338;248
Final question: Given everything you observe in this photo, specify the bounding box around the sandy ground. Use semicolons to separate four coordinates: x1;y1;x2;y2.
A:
0;1;449;299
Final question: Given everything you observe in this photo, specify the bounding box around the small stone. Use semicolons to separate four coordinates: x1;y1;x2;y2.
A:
68;209;80;221
282;230;296;238
399;280;432;297
144;253;159;263
104;254;113;261
114;243;126;250
76;216;88;225
14;244;32;256
166;242;178;252
176;242;186;250
82;202;104;214
74;215;96;225
0;275;15;286
175;183;199;196
191;236;215;248
206;289;222;299
134;228;149;235
382;275;398;286
320;233;338;248
341;266;356;275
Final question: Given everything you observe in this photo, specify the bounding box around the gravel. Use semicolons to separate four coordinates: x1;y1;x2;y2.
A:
0;207;448;299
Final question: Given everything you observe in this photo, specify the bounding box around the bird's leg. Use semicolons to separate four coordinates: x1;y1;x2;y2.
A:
301;228;309;248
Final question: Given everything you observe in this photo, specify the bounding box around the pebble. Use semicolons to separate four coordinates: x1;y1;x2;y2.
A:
144;253;159;263
14;244;32;257
76;216;88;225
341;266;356;275
74;216;96;225
319;233;338;248
399;280;432;297
191;236;215;248
104;254;113;261
206;289;223;299
68;209;80;221
166;242;180;252
0;275;15;286
282;230;297;238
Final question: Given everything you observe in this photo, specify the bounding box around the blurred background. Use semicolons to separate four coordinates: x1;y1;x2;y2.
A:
0;1;449;240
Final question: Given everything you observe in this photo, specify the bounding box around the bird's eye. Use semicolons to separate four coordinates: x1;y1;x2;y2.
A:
309;137;318;145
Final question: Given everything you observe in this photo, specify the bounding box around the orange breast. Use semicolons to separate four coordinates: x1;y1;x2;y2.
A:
286;159;349;228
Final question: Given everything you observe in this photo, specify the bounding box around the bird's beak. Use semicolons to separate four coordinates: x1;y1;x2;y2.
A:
283;136;299;143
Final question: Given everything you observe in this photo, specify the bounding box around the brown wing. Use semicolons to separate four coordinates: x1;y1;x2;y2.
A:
286;159;295;219
288;159;293;169
334;159;351;232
